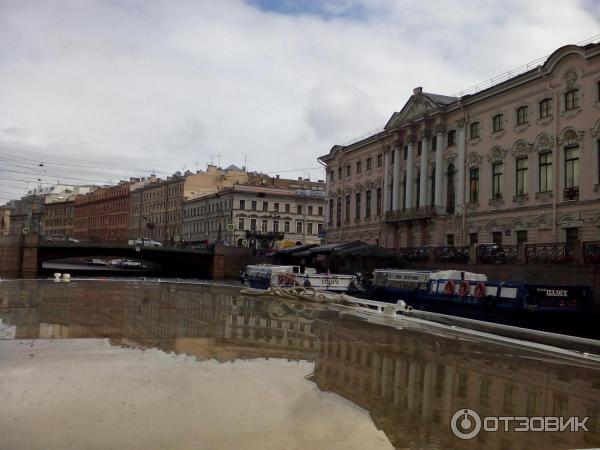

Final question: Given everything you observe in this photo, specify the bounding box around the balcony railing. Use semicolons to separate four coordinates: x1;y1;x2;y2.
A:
385;206;444;222
583;241;600;264
563;187;579;201
245;230;285;240
525;242;575;264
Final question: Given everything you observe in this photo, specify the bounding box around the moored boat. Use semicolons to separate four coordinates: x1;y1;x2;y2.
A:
241;264;355;292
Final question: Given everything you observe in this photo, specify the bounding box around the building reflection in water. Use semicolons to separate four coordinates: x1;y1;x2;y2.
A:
0;280;599;450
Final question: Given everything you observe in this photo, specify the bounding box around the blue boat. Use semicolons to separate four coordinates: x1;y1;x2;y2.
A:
362;269;593;328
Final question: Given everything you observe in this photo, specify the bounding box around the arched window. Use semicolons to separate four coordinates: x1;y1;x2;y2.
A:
492;162;503;199
447;164;455;213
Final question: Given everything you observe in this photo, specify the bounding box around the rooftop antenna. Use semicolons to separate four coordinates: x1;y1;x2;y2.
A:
209;154;214;165
194;161;198;171
217;152;221;168
243;155;247;172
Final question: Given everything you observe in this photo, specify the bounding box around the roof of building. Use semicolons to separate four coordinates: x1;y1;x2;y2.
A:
224;164;243;172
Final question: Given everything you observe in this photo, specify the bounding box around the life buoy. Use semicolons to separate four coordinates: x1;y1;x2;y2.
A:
474;282;486;299
443;280;455;296
458;281;470;297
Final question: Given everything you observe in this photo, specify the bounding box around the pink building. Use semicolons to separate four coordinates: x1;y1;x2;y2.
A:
319;42;600;250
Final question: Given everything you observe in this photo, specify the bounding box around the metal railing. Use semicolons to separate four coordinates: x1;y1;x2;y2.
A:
525;242;575;264
583;241;600;264
397;246;432;262
476;244;518;264
434;246;469;264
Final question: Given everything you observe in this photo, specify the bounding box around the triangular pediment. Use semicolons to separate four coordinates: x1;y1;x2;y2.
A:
384;95;439;130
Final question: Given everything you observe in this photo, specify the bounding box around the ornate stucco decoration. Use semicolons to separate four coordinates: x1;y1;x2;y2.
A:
565;69;578;88
420;128;431;140
511;141;532;158
531;215;550;229
466;202;480;212
343;187;352;196
455;118;465;129
487;146;507;163
353;183;363;193
488;197;505;208
445;150;458;165
512;194;529;205
374;177;383;187
533;134;554;153
466;152;482;168
558;128;585;147
591;119;600;138
484;221;500;231
364;181;374;190
435;123;446;135
405;133;416;145
534;191;553;203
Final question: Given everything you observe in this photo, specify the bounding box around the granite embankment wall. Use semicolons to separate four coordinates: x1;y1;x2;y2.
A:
0;236;38;278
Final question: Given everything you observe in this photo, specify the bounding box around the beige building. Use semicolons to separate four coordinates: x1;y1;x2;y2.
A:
129;165;252;243
319;42;600;249
183;180;326;249
43;200;74;238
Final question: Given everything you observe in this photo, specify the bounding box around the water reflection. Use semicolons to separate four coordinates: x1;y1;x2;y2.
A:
1;280;599;450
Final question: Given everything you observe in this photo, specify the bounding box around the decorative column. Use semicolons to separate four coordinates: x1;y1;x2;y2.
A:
419;131;430;208
392;146;401;210
434;126;445;208
405;137;415;209
456;119;466;213
383;150;390;212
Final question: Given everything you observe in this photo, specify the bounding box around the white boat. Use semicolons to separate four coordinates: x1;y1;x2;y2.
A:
242;264;355;292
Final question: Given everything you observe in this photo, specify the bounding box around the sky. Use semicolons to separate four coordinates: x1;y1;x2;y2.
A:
0;0;599;202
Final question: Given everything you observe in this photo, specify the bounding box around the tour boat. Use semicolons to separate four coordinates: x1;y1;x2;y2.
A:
362;268;593;325
241;264;355;292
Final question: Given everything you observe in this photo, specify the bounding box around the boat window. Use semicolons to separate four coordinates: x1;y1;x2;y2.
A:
499;287;518;298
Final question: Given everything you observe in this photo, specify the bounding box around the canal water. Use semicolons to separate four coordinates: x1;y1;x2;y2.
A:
0;279;599;450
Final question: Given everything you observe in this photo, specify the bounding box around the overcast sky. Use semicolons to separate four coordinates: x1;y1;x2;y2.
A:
0;0;599;202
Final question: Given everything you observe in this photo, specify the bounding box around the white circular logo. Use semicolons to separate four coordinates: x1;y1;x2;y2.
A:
450;408;482;440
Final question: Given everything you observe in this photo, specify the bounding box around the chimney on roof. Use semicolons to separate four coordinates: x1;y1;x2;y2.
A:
276;175;280;179
298;177;302;181
413;87;422;95
317;179;324;183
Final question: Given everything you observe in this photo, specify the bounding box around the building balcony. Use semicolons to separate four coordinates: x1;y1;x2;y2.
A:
563;187;579;201
245;230;285;240
384;206;443;222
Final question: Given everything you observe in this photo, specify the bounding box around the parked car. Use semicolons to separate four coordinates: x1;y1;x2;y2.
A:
45;235;79;244
134;238;162;247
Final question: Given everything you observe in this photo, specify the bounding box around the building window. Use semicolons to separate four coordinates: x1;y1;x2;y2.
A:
346;165;351;176
492;162;503;199
469;167;479;203
564;89;579;111
470;122;480;139
492;114;503;133
446;234;454;246
356;161;362;173
492;231;502;245
328;199;333;223
539;98;552;118
515;157;528;196
417;140;422;157
317;223;324;235
447;130;456;146
251;200;257;211
330;170;334;181
284;221;290;233
239;199;245;210
238;218;245;230
539;151;552;192
261;220;268;232
273;220;279;232
376;188;382;215
365;190;371;217
565;146;580;189
262;201;268;211
403;146;408;160
344;195;351;221
318;206;323;216
297;205;302;215
377;154;383;167
296;221;303;234
469;233;478;245
447;164;455;213
355;193;361;220
366;158;372;170
415;172;420;208
432;137;437;152
285;203;290;213
250;218;256;230
307;222;313;234
430;167;436;206
338;167;342;179
308;205;313;215
516;230;528;245
517;106;528;125
336;198;341;226
274;202;279;212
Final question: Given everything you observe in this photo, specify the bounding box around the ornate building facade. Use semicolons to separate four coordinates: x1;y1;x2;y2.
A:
319;43;600;249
